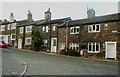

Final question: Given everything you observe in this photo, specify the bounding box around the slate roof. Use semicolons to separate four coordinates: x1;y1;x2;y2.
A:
36;17;71;26
16;19;36;27
0;20;16;25
58;13;120;27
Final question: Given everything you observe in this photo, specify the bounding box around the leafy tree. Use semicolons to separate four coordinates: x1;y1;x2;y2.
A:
32;30;43;51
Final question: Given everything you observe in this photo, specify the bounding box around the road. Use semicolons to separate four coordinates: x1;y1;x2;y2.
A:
1;48;119;76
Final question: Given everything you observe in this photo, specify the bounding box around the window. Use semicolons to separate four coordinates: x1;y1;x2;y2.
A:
1;25;5;31
52;26;56;31
42;26;45;32
42;26;49;32
11;23;16;30
46;26;48;32
60;43;65;50
25;37;31;45
11;34;16;40
70;26;80;34
104;24;108;30
88;24;100;32
43;39;48;46
53;39;56;46
69;43;79;51
26;26;32;32
7;24;10;30
20;27;23;33
88;42;100;53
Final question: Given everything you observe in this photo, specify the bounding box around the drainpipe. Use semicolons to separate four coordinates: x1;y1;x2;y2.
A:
49;20;51;53
14;22;17;48
22;25;26;49
66;20;70;51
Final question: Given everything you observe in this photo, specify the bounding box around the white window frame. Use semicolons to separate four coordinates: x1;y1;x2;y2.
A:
25;37;32;45
88;24;100;32
88;42;100;53
42;26;45;32
69;43;79;51
26;26;32;33
1;25;5;31
20;27;23;33
70;26;80;34
52;25;56;31
60;43;65;50
11;34;16;40
46;26;48;32
43;39;48;46
7;24;10;30
42;26;49;33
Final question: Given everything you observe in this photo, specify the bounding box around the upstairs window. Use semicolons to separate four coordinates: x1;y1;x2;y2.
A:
7;24;10;30
1;25;5;31
46;26;48;32
11;23;16;30
70;26;80;34
26;26;32;32
88;24;100;32
42;26;49;33
20;27;23;33
52;26;56;31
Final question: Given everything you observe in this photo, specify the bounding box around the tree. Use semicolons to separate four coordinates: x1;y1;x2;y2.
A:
32;30;43;51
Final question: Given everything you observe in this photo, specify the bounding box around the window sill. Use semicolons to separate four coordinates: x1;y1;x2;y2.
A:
88;31;100;33
70;33;79;35
88;51;100;53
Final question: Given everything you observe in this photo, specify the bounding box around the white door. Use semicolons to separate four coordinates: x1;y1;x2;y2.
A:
105;42;116;59
51;38;57;52
18;39;22;49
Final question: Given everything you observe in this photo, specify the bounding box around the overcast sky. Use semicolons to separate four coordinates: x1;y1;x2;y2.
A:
0;0;119;21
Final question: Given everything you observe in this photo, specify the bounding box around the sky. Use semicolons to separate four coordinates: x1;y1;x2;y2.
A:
0;0;119;21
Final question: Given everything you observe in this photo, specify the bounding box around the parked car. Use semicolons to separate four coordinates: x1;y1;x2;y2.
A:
0;41;7;48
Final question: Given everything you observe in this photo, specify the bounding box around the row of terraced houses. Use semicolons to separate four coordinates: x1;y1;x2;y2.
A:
0;8;120;60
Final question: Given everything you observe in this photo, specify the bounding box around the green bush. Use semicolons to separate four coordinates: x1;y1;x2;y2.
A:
59;49;80;56
59;50;68;55
97;51;105;59
32;30;43;51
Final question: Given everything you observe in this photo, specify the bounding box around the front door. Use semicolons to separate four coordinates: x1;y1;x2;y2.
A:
105;42;117;59
51;38;57;52
18;38;22;49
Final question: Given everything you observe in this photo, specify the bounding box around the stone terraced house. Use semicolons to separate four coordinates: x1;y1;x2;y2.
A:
0;8;119;60
58;8;120;60
34;8;71;53
16;10;34;49
0;13;17;47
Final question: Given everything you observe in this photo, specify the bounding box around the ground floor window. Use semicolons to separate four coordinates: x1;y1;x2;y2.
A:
11;34;16;40
69;43;79;51
43;39;48;46
88;42;100;53
25;37;31;45
60;43;65;50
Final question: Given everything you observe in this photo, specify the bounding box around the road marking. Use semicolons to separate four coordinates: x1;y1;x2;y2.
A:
19;61;28;77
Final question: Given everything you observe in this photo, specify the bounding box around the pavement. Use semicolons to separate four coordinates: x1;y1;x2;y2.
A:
1;48;120;76
10;47;119;63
